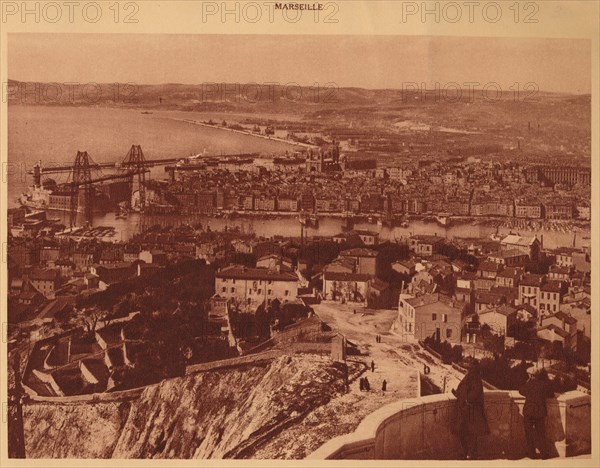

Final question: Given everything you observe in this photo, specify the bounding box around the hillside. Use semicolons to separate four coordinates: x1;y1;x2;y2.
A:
7;79;590;113
7;79;590;164
22;355;346;459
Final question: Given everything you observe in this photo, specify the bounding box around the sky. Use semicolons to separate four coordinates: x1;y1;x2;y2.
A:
8;34;592;93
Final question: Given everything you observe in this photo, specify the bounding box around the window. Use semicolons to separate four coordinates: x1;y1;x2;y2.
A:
432;313;437;321
446;328;453;339
232;279;236;284
231;287;235;293
258;289;262;294
222;286;226;293
442;314;447;323
285;290;290;296
268;289;272;295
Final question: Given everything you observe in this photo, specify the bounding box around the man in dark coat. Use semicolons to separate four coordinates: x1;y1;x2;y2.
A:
364;377;371;391
452;361;490;459
519;369;555;459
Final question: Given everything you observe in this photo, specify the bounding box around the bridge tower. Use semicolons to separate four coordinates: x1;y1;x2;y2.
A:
122;145;147;212
70;151;94;227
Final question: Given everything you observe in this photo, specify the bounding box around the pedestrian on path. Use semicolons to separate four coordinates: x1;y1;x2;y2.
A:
371;360;375;372
382;379;387;392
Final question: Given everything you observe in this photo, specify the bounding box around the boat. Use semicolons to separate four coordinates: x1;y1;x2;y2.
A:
299;213;319;228
435;213;451;226
341;215;355;231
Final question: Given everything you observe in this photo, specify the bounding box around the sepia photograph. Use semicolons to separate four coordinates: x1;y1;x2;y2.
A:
1;2;597;464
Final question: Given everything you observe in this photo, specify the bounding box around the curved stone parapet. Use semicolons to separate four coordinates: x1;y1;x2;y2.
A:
308;390;591;460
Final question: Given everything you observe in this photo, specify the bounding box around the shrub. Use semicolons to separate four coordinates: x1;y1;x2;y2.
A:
424;335;463;364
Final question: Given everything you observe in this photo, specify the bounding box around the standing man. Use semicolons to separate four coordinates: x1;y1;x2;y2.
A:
519;369;555;459
451;361;490;460
371;360;375;372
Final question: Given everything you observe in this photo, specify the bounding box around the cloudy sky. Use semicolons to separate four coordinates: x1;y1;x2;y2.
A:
9;34;591;93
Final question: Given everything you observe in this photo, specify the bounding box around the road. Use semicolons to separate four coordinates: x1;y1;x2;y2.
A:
253;301;470;458
313;301;466;397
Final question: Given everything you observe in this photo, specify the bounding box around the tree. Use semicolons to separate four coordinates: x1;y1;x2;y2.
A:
80;308;102;337
480;324;505;355
508;320;537;342
479;356;529;390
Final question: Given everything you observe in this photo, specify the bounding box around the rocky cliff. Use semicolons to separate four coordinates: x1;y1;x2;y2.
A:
23;355;346;459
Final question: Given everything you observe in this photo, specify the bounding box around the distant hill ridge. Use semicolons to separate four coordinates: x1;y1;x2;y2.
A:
6;79;590;111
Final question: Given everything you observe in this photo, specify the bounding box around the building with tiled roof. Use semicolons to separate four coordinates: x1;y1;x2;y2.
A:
478;260;504;279
28;268;61;299
396;293;467;344
475;290;506;314
215;265;298;311
500;234;541;260
488;249;529;267
496;267;524;288
323;271;372;303
409;235;445;257
478;304;518;336
339;248;378;276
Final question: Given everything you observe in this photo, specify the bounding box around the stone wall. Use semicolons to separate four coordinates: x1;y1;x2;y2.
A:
308;390;591;460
